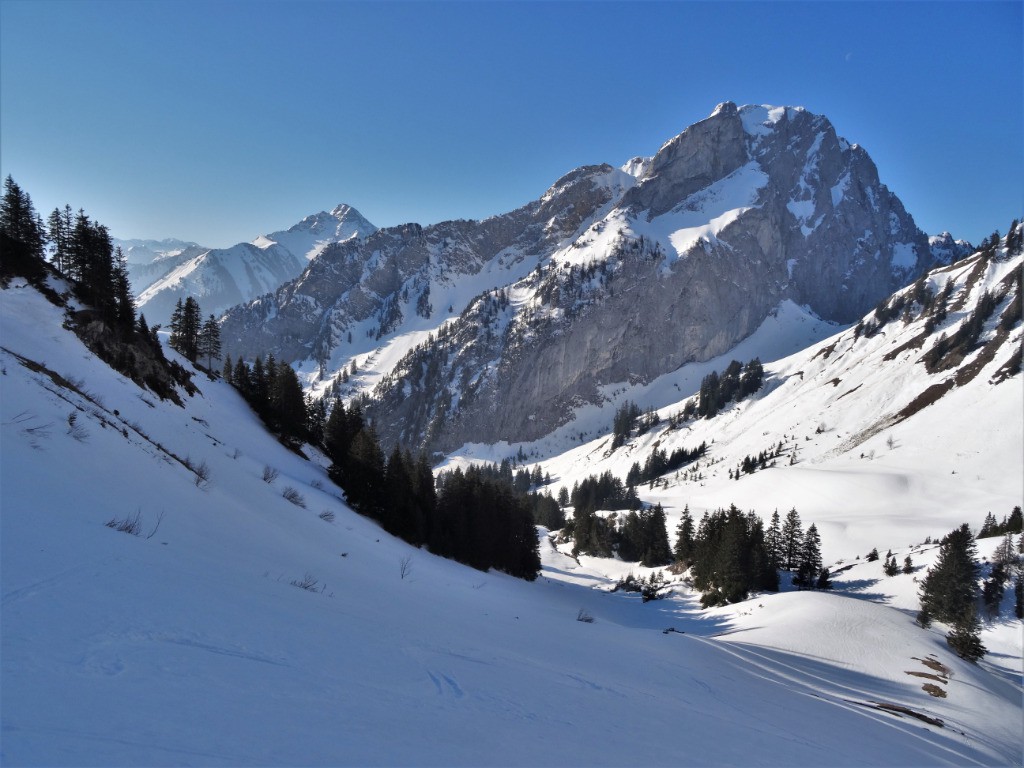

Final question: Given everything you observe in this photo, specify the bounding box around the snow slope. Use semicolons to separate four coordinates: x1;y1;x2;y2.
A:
2;278;1020;765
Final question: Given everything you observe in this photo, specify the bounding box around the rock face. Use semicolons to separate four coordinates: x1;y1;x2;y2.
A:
221;103;945;455
219;164;635;365
134;205;376;325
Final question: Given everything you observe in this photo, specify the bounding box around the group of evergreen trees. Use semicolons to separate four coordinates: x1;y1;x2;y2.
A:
675;505;828;607
978;506;1023;539
434;459;564;530
224;353;317;444
564;471;672;563
319;400;540;580
1;177;195;402
695;359;764;419
168;298;221;369
625;442;707;488
687;505;780;607
1;176;133;334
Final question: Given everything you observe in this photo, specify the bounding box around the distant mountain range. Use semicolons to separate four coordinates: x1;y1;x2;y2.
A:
214;102;973;454
120;204;376;325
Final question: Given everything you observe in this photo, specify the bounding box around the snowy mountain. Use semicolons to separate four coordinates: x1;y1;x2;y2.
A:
132;204;376;326
2;248;1021;766
112;237;209;297
490;234;1022;565
928;231;974;265
324;102;946;454
113;237;206;265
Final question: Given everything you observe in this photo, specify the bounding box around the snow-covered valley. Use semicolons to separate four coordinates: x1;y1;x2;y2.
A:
2;243;1022;764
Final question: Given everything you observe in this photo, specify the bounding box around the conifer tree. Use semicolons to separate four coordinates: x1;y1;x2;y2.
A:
766;509;783;569
674;504;695;564
794;523;822;588
111;246;135;332
198;315;222;370
945;605;986;662
781;508;803;570
919;523;980;624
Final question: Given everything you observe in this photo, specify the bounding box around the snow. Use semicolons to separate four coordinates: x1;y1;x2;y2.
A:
738;104;795;137
635;161;769;261
2;269;1021;765
891;242;919;271
831;172;850;207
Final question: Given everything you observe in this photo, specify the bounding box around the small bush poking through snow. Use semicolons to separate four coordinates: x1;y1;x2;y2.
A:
262;465;279;483
105;510;143;536
577;608;595;623
318;509;335;522
282;486;306;508
104;510;164;539
66;411;88;441
290;573;319;592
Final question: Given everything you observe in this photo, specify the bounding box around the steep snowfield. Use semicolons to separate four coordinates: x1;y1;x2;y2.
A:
3;280;1020;766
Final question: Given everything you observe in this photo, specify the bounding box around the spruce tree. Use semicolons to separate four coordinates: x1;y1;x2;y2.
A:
781;508;803;570
919;523;980;624
945;605;986;662
674;504;695;564
794;523;822;588
765;509;783;569
198;314;222;370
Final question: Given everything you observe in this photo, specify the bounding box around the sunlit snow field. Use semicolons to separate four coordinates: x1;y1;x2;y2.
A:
2;271;1021;766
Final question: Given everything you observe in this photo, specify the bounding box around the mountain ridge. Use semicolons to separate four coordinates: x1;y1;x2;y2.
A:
130;203;377;325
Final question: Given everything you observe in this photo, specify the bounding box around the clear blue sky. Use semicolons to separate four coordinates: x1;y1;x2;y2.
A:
2;1;1021;248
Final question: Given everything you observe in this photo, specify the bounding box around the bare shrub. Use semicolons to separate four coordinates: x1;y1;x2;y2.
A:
105;509;164;538
105;510;143;536
193;459;211;488
290;573;319;591
576;608;595;623
262;465;279;483
399;555;412;580
318;509;335;522
66;411;89;442
282;486;306;508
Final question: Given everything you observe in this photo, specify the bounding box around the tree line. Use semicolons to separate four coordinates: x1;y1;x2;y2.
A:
1;176;193;402
318;401;541;580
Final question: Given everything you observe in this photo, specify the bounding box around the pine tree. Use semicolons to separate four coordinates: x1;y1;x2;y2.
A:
781;508;803;570
794;523;822;588
902;555;914;574
0;176;46;261
919;523;980;624
169;299;185;352
272;363;308;440
180;298;202;361
1;176;48;281
111;246;135;332
945;605;986;662
674;504;695;564
816;567;833;590
640;503;672;566
47;205;72;272
765;509;783;569
197;315;222;370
